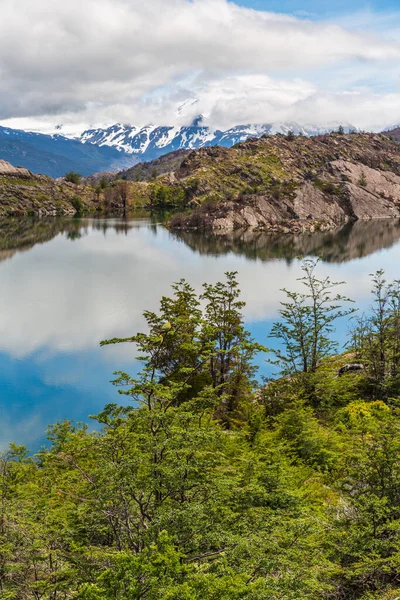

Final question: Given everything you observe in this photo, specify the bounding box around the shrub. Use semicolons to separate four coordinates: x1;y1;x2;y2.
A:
70;195;84;214
99;176;109;189
65;172;82;185
358;171;367;187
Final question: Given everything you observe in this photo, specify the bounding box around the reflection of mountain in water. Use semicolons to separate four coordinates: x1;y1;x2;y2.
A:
0;217;83;262
0;214;156;262
1;216;400;266
171;220;400;264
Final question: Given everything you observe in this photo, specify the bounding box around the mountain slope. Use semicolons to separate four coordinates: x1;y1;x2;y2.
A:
119;149;191;181
80;119;357;162
133;133;400;232
0;126;134;177
382;126;400;142
0;159;101;216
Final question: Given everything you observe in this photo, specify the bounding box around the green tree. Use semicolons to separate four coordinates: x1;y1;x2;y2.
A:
332;411;400;597
201;272;265;425
65;171;82;184
351;271;400;398
99;175;109;189
102;273;263;426
70;195;84;213
269;258;356;380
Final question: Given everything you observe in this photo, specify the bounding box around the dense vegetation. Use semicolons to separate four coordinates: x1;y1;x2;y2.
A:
2;261;400;599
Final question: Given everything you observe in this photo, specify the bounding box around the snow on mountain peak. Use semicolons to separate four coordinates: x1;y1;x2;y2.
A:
79;121;359;162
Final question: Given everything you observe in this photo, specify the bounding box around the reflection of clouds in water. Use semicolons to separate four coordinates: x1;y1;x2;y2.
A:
0;222;400;359
0;413;44;452
0;218;400;450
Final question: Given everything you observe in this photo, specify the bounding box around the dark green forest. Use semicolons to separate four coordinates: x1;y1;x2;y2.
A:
2;261;400;599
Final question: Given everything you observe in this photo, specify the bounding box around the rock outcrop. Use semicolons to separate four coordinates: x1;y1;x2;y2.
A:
0;160;101;216
163;133;400;232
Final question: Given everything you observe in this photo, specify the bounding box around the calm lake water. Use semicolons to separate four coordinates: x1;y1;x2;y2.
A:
1;215;400;450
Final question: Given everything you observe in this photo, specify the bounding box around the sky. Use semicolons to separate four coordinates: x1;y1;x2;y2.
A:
1;0;400;134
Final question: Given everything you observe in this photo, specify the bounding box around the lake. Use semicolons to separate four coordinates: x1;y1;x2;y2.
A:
1;215;400;450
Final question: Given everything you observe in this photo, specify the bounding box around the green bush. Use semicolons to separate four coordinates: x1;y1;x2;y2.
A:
65;171;82;184
70;195;84;214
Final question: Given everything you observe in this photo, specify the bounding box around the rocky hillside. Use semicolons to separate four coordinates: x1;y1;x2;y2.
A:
382;126;400;143
119;149;191;181
0;160;101;216
152;132;400;232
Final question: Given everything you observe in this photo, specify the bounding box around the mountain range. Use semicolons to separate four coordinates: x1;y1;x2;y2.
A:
80;118;358;163
0;126;133;178
2;118;399;178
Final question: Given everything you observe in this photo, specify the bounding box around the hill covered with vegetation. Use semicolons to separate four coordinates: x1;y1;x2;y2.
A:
126;132;400;232
3;133;400;226
0;162;149;216
2;261;400;599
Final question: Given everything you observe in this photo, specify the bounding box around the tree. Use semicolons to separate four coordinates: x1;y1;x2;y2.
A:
332;410;400;597
70;195;84;213
103;181;130;213
99;175;109;189
64;171;82;184
102;273;264;426
269;259;356;380
115;180;129;214
351;271;400;398
201;272;264;425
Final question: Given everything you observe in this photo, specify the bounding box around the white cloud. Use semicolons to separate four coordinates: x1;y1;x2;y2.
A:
1;0;400;130
1;218;400;360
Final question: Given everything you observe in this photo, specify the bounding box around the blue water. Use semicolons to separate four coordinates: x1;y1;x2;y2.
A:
1;216;400;450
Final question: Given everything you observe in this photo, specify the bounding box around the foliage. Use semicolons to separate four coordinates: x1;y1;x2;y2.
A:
149;184;186;209
70;194;84;213
64;171;82;184
2;265;400;600
103;181;131;212
99;176;109;189
351;270;400;398
269;258;356;379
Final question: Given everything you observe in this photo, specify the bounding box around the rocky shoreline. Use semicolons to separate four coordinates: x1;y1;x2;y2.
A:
166;133;400;233
0;159;100;217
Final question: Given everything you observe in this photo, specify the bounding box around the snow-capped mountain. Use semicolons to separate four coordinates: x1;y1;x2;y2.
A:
0;125;133;178
80;118;357;162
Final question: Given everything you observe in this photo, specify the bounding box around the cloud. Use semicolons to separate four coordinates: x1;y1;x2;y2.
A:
1;0;400;129
1;218;400;360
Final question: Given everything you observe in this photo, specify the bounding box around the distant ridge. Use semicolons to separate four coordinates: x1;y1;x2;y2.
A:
0;126;134;178
80;118;358;163
382;126;400;142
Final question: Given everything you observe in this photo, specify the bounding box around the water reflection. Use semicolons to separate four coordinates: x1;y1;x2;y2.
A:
2;216;400;265
0;215;400;450
0;214;155;262
170;219;400;264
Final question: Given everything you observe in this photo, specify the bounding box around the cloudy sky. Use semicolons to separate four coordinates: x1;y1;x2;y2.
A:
1;0;400;134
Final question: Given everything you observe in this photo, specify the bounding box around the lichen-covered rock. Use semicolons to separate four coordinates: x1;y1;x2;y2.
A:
166;133;400;232
0;160;101;216
0;160;31;179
